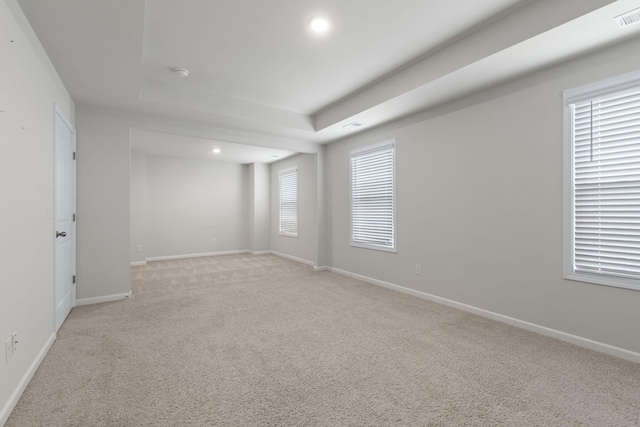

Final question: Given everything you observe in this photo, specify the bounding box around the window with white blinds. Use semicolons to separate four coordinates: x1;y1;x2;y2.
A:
349;140;396;252
279;167;298;237
564;72;640;291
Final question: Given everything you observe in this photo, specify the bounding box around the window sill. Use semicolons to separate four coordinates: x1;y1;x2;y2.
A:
564;271;640;292
279;233;299;238
350;242;397;253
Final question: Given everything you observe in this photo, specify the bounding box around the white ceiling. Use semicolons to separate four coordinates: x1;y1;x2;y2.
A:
131;128;296;164
15;0;640;162
141;0;525;115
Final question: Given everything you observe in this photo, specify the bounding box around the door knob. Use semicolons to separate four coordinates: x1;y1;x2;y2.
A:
56;231;67;238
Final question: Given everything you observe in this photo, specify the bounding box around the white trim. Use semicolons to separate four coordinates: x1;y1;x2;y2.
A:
562;97;573;283
565;271;640;292
349;139;397;253
349;138;395;157
329;267;640;364
250;250;271;255
278;232;299;238
278;166;298;175
76;291;131;306
270;251;315;267
145;250;249;262
54;103;75;132
133;250;272;267
563;70;640;104
278;167;298;237
313;266;330;271
562;71;640;291
0;332;56;426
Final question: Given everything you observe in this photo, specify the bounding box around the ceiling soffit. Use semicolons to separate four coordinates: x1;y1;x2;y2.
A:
15;0;640;150
137;0;640;142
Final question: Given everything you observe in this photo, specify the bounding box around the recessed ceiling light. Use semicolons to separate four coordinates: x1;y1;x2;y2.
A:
173;68;190;78
615;8;640;28
212;148;221;154
309;16;330;33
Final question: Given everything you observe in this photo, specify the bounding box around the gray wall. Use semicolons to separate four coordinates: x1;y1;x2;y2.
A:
270;153;317;264
130;150;147;263
130;156;271;262
248;163;271;253
326;37;640;354
143;155;248;258
76;111;131;301
315;146;329;268
0;1;74;422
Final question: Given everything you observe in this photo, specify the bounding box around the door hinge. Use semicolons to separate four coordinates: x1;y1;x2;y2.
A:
73;213;76;222
72;275;76;284
73;152;76;160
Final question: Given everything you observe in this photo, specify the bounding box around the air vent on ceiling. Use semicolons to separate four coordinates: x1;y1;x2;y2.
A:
615;7;640;28
343;121;364;130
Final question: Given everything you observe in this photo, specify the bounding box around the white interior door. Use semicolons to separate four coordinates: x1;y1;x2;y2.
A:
55;106;76;331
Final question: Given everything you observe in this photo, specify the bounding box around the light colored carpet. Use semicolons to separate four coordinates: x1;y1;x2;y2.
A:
6;254;640;426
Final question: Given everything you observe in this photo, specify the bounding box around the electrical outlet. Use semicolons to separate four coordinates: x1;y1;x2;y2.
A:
212;238;217;245
12;331;18;353
5;337;12;363
136;245;142;252
415;264;422;275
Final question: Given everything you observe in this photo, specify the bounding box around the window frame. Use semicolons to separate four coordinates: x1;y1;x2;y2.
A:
278;166;298;238
563;70;640;291
349;139;397;253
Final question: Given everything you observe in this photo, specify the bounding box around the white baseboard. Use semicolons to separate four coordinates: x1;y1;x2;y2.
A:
314;266;330;271
270;251;315;267
250;250;271;255
76;291;131;306
0;332;56;426
146;250;249;262
329;267;640;364
130;261;146;266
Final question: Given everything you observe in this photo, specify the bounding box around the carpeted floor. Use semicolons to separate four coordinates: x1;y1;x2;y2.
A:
6;254;640;426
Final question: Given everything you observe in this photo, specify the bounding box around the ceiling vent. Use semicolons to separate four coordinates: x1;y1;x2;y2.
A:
615;8;640;28
343;121;364;130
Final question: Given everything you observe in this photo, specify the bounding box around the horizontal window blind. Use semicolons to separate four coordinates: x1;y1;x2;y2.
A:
279;168;298;236
350;142;395;251
571;85;640;281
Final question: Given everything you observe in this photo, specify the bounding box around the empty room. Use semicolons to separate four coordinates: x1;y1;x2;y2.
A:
2;0;640;425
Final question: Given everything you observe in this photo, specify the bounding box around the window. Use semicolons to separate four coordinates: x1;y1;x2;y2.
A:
564;71;640;291
279;167;298;237
350;140;396;252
